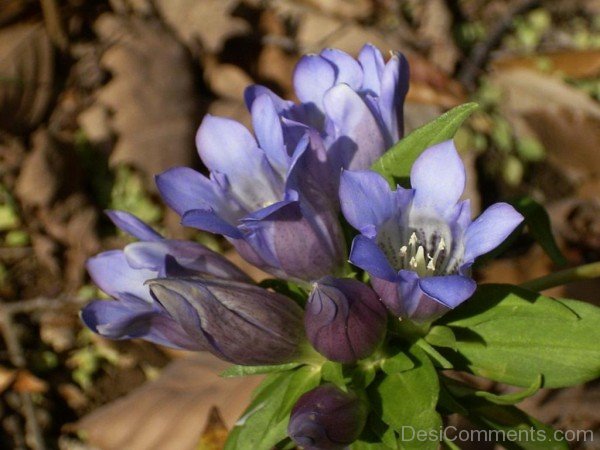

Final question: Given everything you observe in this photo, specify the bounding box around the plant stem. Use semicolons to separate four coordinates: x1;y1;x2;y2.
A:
520;261;600;292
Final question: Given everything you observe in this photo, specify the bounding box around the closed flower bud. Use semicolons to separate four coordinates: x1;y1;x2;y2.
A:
305;277;387;364
288;384;367;450
148;278;305;365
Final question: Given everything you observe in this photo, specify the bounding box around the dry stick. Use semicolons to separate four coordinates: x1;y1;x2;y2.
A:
39;0;68;50
456;0;541;90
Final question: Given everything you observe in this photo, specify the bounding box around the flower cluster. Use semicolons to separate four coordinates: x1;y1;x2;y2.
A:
82;44;523;449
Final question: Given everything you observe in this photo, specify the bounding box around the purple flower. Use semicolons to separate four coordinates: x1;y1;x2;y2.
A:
156;104;346;282
147;277;305;365
305;277;387;363
340;141;524;323
288;384;367;450
245;44;410;170
81;211;250;350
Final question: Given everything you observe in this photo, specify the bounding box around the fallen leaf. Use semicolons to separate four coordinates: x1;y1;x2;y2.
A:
75;354;262;450
492;50;600;79
204;62;253;102
0;22;54;132
197;407;228;450
154;0;249;54
95;14;197;182
12;370;48;394
0;366;17;394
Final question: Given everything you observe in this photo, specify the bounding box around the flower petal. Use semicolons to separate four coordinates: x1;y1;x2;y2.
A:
379;53;409;142
181;208;242;238
244;84;292;113
323;84;387;170
86;251;155;301
411;140;466;214
340;170;395;237
155;167;218;216
251;94;288;173
105;210;163;242
320;48;363;90
293;55;336;111
418;275;476;309
358;44;385;95
463;202;524;263
349;235;396;280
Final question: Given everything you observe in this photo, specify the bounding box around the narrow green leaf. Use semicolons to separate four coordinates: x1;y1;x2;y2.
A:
513;196;567;267
416;339;453;369
372;103;479;186
441;284;600;388
474;374;542;405
373;344;442;450
425;326;457;350
220;363;301;378
225;366;320;450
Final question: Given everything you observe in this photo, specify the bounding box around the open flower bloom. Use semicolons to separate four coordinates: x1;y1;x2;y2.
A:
245;43;410;171
81;211;250;349
340;141;524;323
156;99;346;282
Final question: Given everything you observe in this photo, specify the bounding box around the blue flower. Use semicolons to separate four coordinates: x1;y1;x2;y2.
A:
81;211;250;350
156;97;346;282
339;141;524;322
245;44;410;171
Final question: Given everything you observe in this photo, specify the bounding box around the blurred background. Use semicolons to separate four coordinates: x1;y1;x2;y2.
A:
0;0;599;449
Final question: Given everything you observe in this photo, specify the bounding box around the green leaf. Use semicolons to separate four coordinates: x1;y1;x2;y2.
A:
220;363;301;378
372;103;479;186
225;366;320;450
440;284;600;388
381;350;415;375
425;326;457;350
513;196;567;267
321;361;348;389
443;377;568;450
474;374;542;405
373;345;442;450
416;339;453;369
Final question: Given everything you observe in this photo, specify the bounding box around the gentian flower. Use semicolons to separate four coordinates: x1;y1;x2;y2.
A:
340;141;524;323
147;277;305;365
245;44;410;170
81;210;250;350
156;100;346;282
305;277;387;363
288;384;367;450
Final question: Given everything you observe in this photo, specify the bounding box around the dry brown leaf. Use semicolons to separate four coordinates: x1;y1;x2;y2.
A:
0;22;54;132
95;14;197;180
418;0;460;73
0;366;17;394
197;407;229;450
406;53;466;107
154;0;249;54
75;354;262;450
301;0;373;20
492;68;600;180
492;50;600;80
12;370;48;394
204;62;253;102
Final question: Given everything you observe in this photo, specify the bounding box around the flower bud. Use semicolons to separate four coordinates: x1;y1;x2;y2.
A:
288;384;367;450
148;278;305;365
305;277;387;363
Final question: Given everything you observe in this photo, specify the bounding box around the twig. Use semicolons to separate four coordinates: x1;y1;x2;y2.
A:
39;0;69;50
457;0;541;90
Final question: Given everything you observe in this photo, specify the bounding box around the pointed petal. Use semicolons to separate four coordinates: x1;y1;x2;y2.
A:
251;94;288;173
419;275;477;308
181;209;242;238
323;84;387;170
320;48;363;90
340;170;395;237
411;141;466;214
86;251;155;301
463;202;524;263
379;52;409;141
105;210;163;241
155;167;218;216
244;84;292;113
293;55;336;111
349;235;396;280
358;44;385;95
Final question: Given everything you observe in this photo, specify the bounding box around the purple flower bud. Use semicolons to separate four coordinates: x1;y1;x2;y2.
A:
148;278;305;365
288;384;367;450
305;277;387;364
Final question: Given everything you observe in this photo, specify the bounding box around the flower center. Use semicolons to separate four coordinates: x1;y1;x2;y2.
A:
398;232;447;277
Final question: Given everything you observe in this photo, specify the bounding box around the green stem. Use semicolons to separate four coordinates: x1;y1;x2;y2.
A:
520;261;600;292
